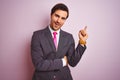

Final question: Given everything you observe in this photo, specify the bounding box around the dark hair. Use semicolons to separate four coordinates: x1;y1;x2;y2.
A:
51;3;69;18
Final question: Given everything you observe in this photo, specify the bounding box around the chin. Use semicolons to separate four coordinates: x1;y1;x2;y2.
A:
54;28;59;31
54;26;60;30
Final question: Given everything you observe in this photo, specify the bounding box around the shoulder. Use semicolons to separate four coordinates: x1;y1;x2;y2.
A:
60;29;73;37
60;30;75;43
31;27;50;40
33;27;49;35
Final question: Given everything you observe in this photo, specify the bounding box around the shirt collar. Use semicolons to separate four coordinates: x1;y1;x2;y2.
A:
48;25;60;34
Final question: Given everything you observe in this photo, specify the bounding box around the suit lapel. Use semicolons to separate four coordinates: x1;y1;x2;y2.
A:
44;27;56;51
44;27;67;55
57;30;66;54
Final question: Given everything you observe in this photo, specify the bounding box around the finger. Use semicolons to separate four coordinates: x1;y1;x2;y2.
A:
84;26;87;31
80;30;86;37
78;31;83;39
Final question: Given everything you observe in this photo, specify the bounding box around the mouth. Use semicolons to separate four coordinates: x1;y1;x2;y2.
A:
55;22;60;26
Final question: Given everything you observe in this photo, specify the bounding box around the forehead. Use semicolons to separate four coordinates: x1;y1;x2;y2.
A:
53;10;68;18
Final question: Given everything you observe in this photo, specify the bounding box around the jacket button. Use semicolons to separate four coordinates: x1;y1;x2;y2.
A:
53;75;57;80
54;75;56;78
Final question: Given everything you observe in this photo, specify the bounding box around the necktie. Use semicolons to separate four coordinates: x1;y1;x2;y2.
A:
53;32;57;49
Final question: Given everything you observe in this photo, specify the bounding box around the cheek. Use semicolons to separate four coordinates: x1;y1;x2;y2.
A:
51;16;55;22
52;16;57;22
61;20;65;25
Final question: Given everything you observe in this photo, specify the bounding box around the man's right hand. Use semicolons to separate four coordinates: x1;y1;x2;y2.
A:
64;56;68;66
62;56;68;67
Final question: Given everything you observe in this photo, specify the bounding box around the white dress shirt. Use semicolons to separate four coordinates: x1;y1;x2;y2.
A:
48;26;60;47
48;26;66;67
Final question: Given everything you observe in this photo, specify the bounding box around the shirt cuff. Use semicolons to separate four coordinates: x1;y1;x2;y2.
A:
62;58;66;67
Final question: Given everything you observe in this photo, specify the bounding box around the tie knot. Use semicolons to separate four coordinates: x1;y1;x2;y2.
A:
53;32;57;36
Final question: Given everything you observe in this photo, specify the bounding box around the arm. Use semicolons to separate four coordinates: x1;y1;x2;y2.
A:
31;32;63;71
67;26;88;67
67;36;86;67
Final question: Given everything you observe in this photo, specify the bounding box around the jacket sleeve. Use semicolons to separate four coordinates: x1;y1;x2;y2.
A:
31;32;63;71
67;35;86;67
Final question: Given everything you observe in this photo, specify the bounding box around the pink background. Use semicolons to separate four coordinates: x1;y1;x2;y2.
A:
0;0;120;80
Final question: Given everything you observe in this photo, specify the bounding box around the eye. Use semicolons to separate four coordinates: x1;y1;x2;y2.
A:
55;14;60;18
61;17;66;20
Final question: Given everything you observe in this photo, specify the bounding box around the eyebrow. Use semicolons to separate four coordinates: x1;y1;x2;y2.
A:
55;13;67;20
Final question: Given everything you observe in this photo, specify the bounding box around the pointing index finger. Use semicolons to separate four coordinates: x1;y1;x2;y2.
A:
84;26;87;31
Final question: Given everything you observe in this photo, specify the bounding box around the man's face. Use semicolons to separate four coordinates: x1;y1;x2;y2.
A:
50;10;67;31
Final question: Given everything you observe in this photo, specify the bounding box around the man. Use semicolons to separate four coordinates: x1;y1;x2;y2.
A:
31;3;88;80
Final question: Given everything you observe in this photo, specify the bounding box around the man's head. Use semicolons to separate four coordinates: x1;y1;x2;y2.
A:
51;3;69;19
50;3;69;31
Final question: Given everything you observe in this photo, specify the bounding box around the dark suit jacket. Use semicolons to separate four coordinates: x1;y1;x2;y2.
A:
31;27;86;80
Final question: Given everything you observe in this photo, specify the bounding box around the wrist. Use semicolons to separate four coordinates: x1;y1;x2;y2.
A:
79;39;86;45
62;58;67;67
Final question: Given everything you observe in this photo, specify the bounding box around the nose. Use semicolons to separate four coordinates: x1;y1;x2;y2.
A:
57;18;61;23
